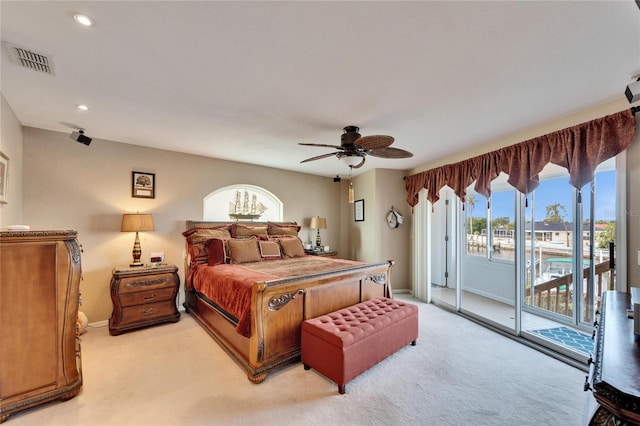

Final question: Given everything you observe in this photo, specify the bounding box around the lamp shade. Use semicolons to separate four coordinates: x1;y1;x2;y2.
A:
309;217;327;229
121;213;154;232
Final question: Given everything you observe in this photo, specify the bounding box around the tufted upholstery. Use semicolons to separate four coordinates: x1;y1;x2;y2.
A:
301;297;418;394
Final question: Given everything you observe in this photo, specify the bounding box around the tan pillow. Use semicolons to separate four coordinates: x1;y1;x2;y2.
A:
279;237;305;258
228;238;262;264
267;222;301;236
182;226;231;242
232;223;268;238
259;241;282;259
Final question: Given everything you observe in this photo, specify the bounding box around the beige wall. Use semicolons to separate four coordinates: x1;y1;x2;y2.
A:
409;98;640;291
0;94;23;226
345;168;411;291
21;127;354;322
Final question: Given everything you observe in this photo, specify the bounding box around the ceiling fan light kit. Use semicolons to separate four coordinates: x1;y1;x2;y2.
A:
340;155;364;167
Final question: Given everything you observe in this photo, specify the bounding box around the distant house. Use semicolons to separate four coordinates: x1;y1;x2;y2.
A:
524;221;607;246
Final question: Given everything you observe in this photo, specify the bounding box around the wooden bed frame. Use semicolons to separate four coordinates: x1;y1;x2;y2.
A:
183;220;394;383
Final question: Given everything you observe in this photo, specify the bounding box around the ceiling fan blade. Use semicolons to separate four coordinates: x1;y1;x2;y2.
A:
300;152;337;163
352;156;366;169
369;147;414;159
355;135;394;150
299;143;345;150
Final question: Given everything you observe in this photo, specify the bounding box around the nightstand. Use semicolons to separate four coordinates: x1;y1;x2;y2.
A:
305;249;338;259
109;264;180;335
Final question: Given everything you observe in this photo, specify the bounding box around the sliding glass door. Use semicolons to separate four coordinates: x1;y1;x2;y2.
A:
423;159;621;362
459;178;516;333
522;167;576;321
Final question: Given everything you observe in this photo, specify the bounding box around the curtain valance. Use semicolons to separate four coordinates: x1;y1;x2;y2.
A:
405;109;636;208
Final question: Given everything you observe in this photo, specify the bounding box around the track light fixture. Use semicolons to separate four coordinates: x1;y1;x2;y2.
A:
333;175;341;182
625;77;640;104
69;129;92;146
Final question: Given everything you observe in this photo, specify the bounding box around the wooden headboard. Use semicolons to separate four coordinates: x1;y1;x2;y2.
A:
185;220;297;230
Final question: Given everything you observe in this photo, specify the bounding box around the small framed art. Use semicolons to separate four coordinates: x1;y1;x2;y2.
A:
132;171;155;199
354;199;364;222
0;151;8;204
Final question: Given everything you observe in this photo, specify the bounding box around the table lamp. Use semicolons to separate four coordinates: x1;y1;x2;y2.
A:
309;216;327;248
121;213;154;266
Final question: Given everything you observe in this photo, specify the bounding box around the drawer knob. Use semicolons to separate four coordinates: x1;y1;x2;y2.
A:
142;308;155;316
142;294;156;301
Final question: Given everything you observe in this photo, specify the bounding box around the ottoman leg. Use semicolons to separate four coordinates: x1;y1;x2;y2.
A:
338;384;346;395
304;364;311;370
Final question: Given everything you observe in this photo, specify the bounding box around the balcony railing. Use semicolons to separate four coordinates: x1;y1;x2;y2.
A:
525;261;613;316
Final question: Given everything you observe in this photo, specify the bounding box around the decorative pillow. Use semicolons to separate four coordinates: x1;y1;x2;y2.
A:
182;226;231;240
259;240;282;259
279;237;305;258
183;227;232;265
206;238;227;266
231;223;268;239
267;222;301;236
228;237;262;264
267;234;296;240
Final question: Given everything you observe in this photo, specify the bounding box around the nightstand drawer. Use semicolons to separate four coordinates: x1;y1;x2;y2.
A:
118;287;175;307
118;272;176;294
119;301;176;324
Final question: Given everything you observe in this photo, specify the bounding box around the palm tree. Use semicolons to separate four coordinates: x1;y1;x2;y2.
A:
467;194;476;235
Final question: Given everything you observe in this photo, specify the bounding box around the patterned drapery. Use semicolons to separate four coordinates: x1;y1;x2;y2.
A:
405;109;636;208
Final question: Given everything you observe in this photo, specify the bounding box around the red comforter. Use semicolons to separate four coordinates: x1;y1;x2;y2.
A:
190;256;363;337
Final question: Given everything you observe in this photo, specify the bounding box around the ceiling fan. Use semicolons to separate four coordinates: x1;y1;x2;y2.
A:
299;126;413;169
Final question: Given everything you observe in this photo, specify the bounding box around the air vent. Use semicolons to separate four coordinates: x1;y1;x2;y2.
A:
5;42;54;75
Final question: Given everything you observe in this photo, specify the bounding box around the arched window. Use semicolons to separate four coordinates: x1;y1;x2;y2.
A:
203;184;283;221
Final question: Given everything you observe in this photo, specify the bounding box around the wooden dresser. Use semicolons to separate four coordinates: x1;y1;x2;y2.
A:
0;229;83;423
585;291;640;424
109;264;180;335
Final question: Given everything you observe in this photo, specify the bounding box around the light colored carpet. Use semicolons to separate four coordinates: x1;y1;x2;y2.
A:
7;296;587;426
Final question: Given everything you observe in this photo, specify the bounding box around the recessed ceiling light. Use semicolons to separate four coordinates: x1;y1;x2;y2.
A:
73;14;94;27
77;104;89;111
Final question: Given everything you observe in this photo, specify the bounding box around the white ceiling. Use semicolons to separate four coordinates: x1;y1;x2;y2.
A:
2;1;639;178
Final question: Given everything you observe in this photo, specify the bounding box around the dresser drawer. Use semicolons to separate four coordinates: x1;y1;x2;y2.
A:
119;300;177;325
118;272;176;294
118;287;175;307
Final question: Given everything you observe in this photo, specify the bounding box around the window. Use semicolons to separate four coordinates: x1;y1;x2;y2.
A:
465;192;487;257
203;184;283;221
465;181;515;262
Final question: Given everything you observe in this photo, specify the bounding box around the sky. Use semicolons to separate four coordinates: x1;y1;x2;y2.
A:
470;169;616;222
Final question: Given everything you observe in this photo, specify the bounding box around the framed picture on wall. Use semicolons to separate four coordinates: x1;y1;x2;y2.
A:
0;151;8;204
354;199;364;222
132;171;155;199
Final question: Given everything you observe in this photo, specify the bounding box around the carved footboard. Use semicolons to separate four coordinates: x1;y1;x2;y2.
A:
247;260;393;383
185;260;393;383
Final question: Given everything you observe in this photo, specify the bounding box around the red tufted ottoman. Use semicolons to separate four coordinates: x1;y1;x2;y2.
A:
301;297;418;394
